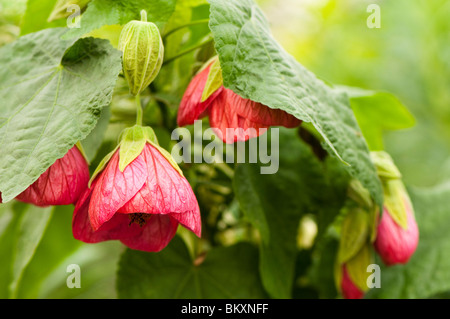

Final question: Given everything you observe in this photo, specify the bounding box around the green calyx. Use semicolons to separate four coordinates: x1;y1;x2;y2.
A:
118;10;164;96
370;151;402;181
88;125;183;187
201;56;223;102
337;207;370;264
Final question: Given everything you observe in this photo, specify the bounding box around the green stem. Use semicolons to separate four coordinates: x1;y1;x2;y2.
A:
163;37;214;65
163;19;210;39
140;10;147;22
135;93;143;126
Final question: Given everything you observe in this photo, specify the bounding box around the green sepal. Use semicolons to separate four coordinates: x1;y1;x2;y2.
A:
370;151;402;181
118;11;164;96
75;141;90;164
201;56;223;102
347;179;373;209
118;125;148;172
383;179;409;229
369;206;380;243
338;207;370;264
346;243;373;292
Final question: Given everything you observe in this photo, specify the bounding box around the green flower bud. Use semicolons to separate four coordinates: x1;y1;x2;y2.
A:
118;10;164;96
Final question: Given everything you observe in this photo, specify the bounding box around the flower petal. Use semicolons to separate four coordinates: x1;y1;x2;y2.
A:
72;181;142;243
177;63;223;127
341;265;364;299
117;143;201;236
89;149;148;231
208;89;269;143
119;215;179;252
16;146;89;206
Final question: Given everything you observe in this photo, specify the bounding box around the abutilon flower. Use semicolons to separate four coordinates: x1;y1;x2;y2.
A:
374;199;419;266
371;151;419;266
15;145;89;207
177;56;301;143
72;125;201;252
340;265;364;299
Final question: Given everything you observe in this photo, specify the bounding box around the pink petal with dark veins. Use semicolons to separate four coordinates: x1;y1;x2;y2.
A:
117;143;201;237
16;146;89;206
88;150;148;231
177;63;223;127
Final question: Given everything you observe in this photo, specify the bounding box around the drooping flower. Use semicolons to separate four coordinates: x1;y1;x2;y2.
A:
177;56;301;143
371;151;419;266
374;200;419;266
15;145;89;207
72;125;201;252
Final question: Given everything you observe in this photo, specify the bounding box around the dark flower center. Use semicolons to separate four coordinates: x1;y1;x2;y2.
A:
128;213;151;227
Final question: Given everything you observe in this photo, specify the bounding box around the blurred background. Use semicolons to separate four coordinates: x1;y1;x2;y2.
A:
259;0;450;187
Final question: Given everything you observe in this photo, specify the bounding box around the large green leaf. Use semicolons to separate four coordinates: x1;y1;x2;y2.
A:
9;205;53;298
209;0;382;208
233;129;348;298
0;28;122;202
117;236;268;298
63;0;177;40
366;182;450;299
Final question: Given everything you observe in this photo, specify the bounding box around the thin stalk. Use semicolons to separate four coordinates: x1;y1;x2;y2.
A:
163;37;214;66
163;19;210;39
135;93;143;126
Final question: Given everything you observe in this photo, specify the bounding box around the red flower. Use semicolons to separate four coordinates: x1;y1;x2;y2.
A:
341;265;364;299
72;129;201;252
15;145;89;207
177;59;301;143
374;200;419;266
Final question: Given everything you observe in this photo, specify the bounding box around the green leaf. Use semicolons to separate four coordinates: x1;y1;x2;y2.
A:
9;204;53;298
209;0;383;209
233;129;348;298
20;0;67;36
339;86;415;151
366;182;450;299
62;0;177;40
0;28;122;202
117;236;268;298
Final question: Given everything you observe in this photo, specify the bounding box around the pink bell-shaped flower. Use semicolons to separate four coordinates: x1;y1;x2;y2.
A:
374;200;419;266
15;145;89;207
177;57;301;143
